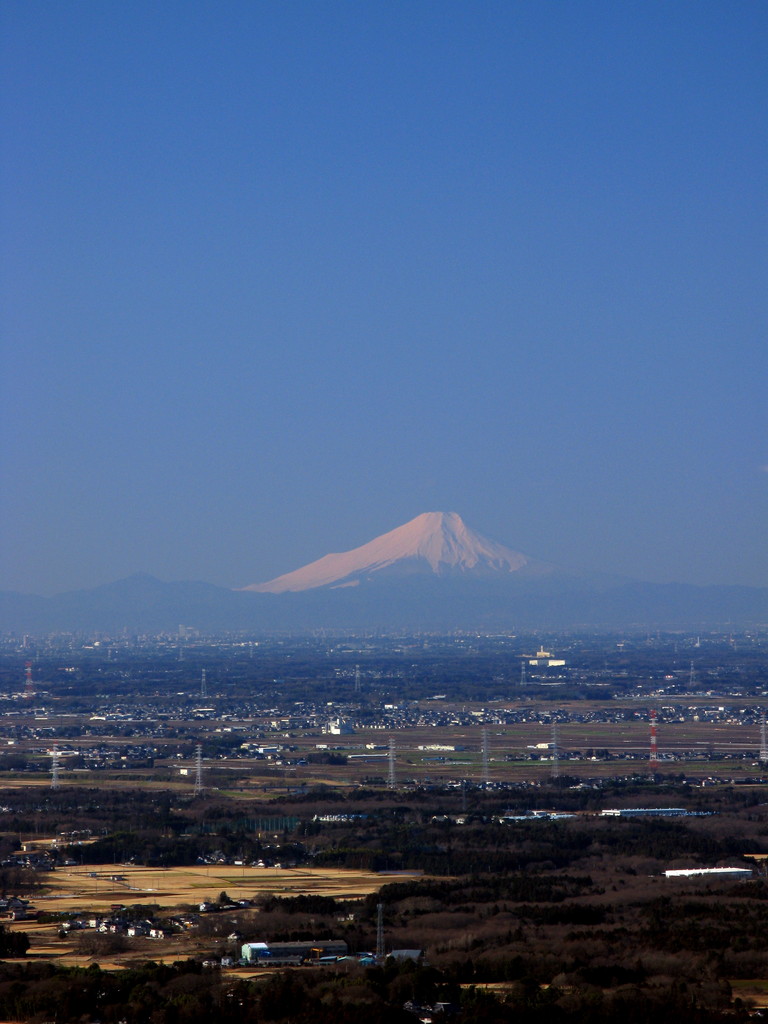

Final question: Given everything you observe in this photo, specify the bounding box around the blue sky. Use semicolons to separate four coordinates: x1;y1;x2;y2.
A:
1;1;766;594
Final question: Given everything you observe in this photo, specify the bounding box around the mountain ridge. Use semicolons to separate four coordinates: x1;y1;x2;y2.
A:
0;513;766;632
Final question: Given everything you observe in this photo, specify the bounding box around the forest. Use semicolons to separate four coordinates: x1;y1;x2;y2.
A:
0;777;767;1021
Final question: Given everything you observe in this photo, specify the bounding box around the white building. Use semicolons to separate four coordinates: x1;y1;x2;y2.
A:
664;867;752;879
527;647;565;667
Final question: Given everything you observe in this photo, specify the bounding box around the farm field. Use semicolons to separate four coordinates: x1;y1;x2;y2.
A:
0;632;765;1018
33;863;389;913
1;862;393;974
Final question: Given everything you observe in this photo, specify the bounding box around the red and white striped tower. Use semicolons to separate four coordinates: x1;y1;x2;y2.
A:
649;709;659;773
24;662;34;699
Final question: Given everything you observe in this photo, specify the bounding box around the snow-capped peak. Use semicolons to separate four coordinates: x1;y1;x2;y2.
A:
241;512;544;593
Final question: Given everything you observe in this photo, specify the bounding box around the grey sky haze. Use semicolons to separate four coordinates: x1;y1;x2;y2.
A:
1;1;766;595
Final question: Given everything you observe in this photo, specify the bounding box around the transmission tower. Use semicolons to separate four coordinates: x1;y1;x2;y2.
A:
481;727;490;787
760;712;768;764
194;743;204;796
50;746;60;790
520;660;527;686
376;903;385;961
689;660;696;688
200;669;207;700
24;662;34;700
551;720;559;779
387;737;397;789
354;665;361;694
649;709;659;774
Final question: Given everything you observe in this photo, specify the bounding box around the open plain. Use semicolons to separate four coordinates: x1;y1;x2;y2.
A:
0;631;764;1021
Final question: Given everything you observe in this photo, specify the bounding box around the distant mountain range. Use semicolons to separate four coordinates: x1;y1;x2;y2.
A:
2;512;766;633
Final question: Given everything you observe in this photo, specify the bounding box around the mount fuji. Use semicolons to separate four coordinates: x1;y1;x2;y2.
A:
242;512;555;593
1;513;766;632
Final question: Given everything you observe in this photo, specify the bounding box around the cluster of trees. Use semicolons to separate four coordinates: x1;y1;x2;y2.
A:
309;812;760;876
4;776;762;876
175;861;768;1020
0;955;752;1024
0;924;28;958
64;829;306;869
0;778;767;1020
0;952;752;1023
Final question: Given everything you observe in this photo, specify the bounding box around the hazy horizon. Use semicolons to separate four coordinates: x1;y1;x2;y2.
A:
2;2;766;597
3;507;768;599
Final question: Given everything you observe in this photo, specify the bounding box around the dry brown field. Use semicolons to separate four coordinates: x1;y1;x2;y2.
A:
0;863;396;973
34;863;387;914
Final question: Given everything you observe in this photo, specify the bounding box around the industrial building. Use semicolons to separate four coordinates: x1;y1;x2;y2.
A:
601;807;689;818
241;940;348;965
664;867;752;879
